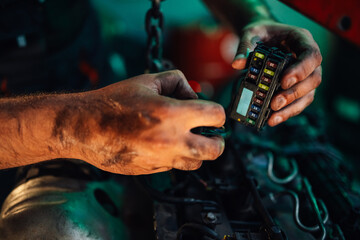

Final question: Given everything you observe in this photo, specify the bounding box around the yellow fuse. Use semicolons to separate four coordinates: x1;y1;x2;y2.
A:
258;83;269;91
255;52;265;59
264;68;275;76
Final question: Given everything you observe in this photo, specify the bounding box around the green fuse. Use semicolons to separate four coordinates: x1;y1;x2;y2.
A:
255;52;265;59
264;68;275;76
246;118;255;125
258;83;269;91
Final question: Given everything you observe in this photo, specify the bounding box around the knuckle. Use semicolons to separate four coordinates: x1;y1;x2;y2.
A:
241;25;256;35
173;69;185;79
315;50;323;63
314;74;322;88
286;87;299;102
309;94;315;104
291;108;303;118
300;28;312;37
158;70;186;84
311;49;322;65
310;68;322;89
307;90;315;102
296;63;308;80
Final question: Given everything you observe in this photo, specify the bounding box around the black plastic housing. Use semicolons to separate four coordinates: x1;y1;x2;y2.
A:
229;43;293;130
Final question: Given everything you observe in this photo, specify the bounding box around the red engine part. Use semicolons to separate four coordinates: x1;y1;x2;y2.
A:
167;25;238;93
280;0;360;47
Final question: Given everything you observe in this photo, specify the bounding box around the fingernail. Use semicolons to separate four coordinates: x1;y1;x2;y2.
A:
286;77;297;89
232;58;247;69
273;116;283;125
275;96;286;110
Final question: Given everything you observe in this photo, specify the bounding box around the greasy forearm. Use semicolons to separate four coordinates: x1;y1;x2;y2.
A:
0;93;92;168
0;71;227;175
202;0;274;34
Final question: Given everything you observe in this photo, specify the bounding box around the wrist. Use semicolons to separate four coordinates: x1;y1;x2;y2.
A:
0;93;87;167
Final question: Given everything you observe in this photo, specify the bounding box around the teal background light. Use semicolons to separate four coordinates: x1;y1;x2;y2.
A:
91;0;359;176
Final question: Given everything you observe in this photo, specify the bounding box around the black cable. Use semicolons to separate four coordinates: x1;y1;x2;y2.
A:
176;223;221;240
134;176;219;208
229;140;285;240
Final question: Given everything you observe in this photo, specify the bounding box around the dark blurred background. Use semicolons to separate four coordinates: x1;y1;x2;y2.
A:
91;0;359;175
0;0;358;238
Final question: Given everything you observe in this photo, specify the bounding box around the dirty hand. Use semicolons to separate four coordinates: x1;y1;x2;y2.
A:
72;70;225;175
232;19;322;126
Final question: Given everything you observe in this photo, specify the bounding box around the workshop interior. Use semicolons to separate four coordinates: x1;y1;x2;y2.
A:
0;0;359;239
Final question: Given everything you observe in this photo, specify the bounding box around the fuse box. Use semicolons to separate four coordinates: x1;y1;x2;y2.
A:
229;43;293;130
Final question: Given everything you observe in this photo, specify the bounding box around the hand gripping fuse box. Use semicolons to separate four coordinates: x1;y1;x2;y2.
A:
229;43;293;130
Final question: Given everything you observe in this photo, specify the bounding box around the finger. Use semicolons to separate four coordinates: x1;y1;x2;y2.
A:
129;166;172;175
178;100;226;128
146;166;172;174
172;157;203;171
268;90;315;126
184;134;225;161
281;31;322;89
153;70;198;99
232;31;257;70
271;66;321;111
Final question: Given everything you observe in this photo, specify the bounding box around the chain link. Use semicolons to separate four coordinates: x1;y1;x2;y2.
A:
145;0;172;73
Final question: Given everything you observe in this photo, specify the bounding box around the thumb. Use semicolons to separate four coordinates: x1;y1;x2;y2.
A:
232;32;258;70
154;70;198;100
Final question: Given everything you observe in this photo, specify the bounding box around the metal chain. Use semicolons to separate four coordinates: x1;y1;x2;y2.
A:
145;0;172;73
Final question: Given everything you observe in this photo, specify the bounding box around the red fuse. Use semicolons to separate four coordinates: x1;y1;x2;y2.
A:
261;76;272;85
253;98;264;106
247;73;257;81
266;61;278;69
256;91;266;99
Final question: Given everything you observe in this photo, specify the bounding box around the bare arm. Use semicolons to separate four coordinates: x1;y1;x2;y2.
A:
0;94;74;168
203;0;322;127
0;70;225;174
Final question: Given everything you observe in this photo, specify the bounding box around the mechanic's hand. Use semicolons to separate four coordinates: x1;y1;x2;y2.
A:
232;19;322;126
73;70;225;175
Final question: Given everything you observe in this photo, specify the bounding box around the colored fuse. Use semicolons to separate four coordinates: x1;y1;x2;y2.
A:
253;98;264;106
247;73;257;81
258;83;269;91
251;104;261;112
249;111;258;119
254;52;265;59
256;91;266;99
261;76;272;85
246;118;256;125
264;69;275;76
250;67;260;74
266;61;278;69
